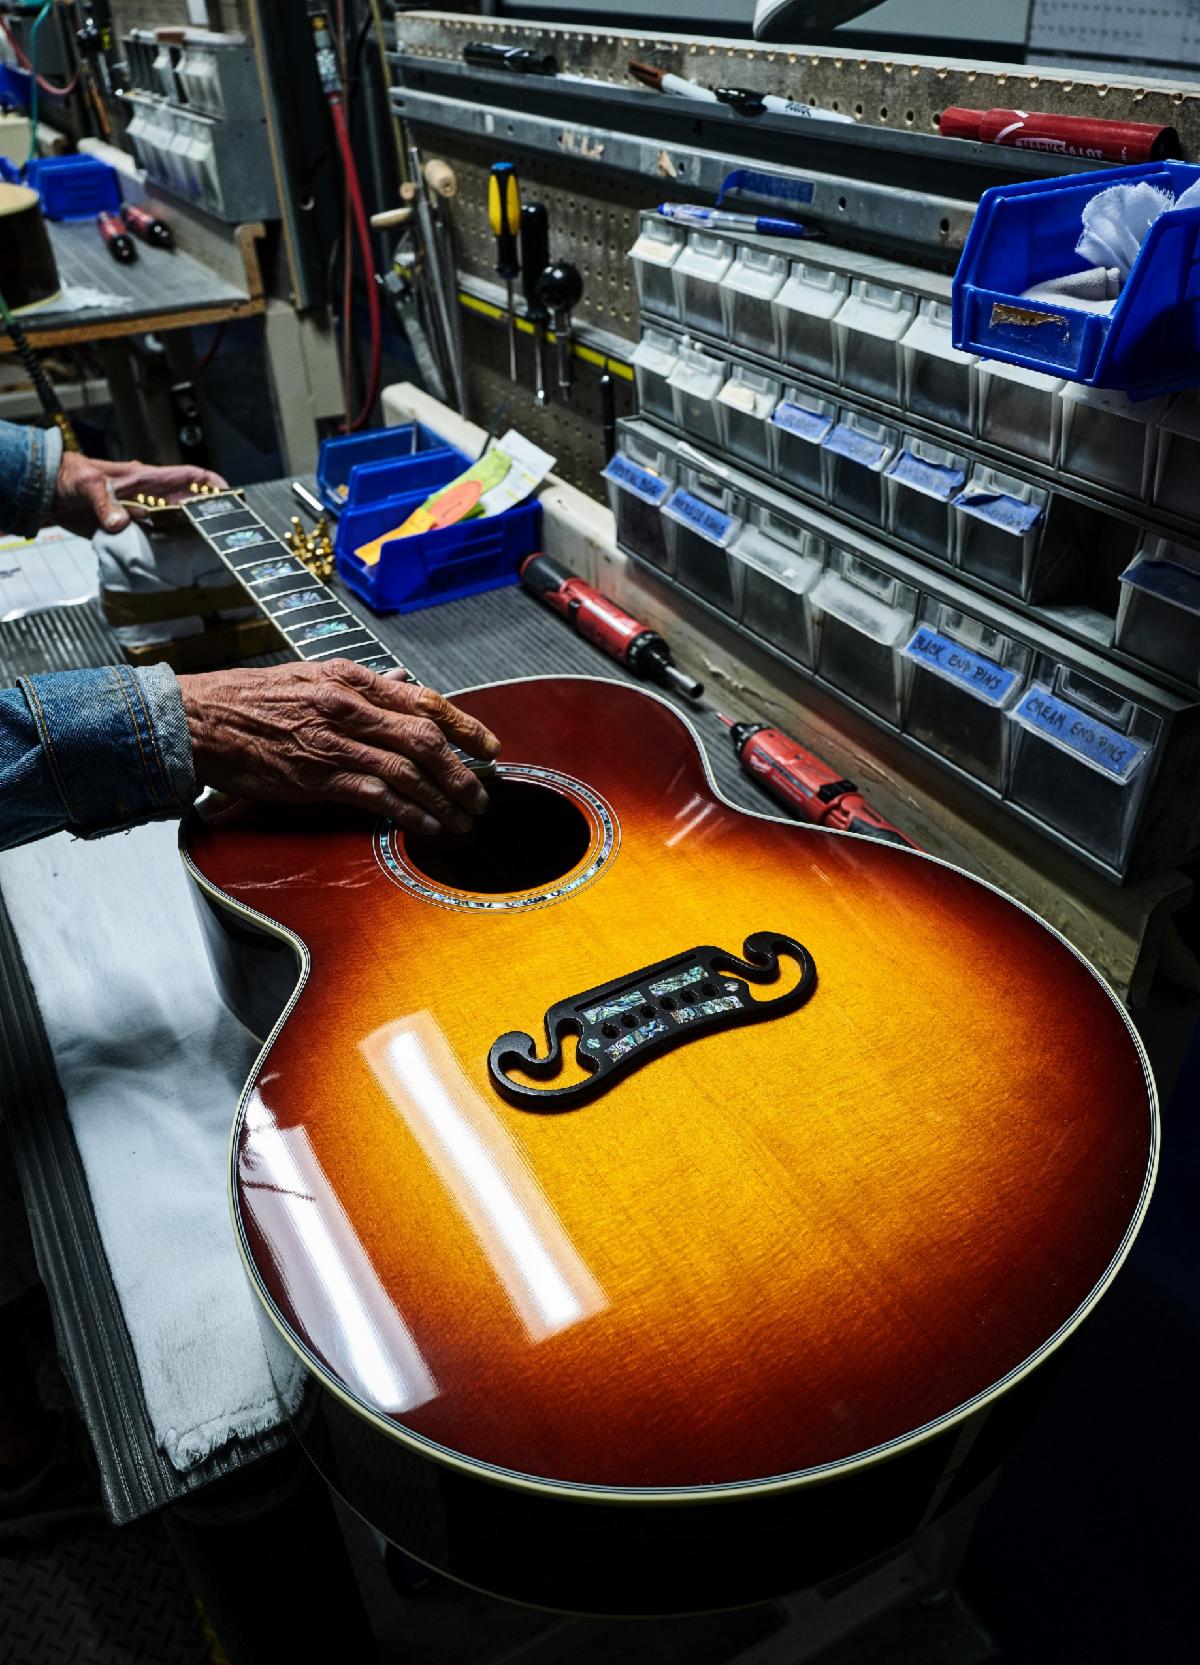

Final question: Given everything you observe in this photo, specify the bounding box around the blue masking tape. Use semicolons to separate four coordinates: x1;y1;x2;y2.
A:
954;488;1043;536
663;489;737;546
1012;684;1148;781
887;449;967;502
717;169;815;208
604;453;670;505
823;423;890;469
770;400;833;442
903;628;1018;706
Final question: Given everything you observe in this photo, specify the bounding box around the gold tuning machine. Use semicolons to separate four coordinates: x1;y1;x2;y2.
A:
288;512;335;581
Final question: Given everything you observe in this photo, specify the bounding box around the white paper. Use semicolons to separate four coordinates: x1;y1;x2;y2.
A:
0;525;99;621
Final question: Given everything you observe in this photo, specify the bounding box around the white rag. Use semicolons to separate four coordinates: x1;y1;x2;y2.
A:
0;821;294;1470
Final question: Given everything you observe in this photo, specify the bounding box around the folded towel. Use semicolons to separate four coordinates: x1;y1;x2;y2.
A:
0;821;296;1470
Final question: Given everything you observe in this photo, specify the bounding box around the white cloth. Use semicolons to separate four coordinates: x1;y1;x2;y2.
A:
95;522;254;647
1077;181;1173;281
0;821;292;1470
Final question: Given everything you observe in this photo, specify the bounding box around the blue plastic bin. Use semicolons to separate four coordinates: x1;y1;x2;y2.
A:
21;155;122;220
317;423;456;511
334;456;542;614
0;63;29;110
339;449;468;510
953;161;1200;399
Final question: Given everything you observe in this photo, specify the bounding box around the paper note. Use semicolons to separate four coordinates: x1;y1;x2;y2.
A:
0;526;99;622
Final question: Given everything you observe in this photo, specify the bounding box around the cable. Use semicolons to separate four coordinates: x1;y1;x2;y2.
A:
309;5;381;431
196;321;226;371
330;96;380;429
0;13;81;98
0;283;79;450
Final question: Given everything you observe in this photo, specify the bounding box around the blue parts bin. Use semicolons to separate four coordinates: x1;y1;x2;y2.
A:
0;155;122;219
952;160;1200;399
326;433;541;615
316;422;457;512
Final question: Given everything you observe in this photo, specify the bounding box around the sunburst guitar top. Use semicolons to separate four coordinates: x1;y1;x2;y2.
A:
182;675;1156;1613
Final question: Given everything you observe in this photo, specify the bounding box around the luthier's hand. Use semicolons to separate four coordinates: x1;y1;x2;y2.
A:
178;661;501;835
51;453;228;534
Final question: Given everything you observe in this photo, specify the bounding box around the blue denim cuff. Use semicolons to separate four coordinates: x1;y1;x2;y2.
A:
0;422;62;537
16;663;197;839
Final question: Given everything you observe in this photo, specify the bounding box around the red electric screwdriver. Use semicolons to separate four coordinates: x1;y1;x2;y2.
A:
520;553;703;702
720;714;916;848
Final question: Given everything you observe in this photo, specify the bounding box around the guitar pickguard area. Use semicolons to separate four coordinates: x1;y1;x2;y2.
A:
488;932;817;1110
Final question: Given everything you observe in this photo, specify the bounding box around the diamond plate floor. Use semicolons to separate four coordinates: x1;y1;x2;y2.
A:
0;1518;214;1665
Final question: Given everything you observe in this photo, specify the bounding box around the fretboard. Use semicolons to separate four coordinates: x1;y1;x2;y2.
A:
181;493;400;672
177;491;495;777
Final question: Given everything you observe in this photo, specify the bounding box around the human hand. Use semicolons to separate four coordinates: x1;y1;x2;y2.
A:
51;452;228;534
177;660;501;836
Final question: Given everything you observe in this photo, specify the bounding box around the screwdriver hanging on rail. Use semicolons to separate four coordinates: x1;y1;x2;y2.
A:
520;201;550;406
488;161;521;383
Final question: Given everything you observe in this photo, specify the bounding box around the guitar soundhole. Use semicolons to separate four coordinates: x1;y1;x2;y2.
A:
404;778;593;895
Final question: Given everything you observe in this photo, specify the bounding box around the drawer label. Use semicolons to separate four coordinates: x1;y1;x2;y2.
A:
770;400;832;443
663;489;737;546
903;628;1018;706
603;454;670;505
1011;684;1149;781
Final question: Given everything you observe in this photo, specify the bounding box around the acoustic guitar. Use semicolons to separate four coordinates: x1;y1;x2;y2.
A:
180;600;1157;1610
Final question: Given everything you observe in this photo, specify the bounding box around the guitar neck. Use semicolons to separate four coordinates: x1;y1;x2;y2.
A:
180;493;400;673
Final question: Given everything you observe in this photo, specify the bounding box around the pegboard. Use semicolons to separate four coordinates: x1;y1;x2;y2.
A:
396;13;1200;153
457;297;636;496
409;124;660;348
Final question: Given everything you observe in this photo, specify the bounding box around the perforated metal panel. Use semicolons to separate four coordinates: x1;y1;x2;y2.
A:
410;126;654;341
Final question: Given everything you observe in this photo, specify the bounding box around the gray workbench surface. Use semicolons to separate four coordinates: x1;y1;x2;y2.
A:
27;219;249;333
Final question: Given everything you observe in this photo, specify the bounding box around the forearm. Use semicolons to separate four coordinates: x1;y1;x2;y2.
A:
0;421;62;538
0;664;197;851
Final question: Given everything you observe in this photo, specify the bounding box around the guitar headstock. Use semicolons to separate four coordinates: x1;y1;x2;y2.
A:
117;481;246;531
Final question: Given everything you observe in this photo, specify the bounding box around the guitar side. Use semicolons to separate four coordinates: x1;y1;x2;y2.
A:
181;675;1157;1612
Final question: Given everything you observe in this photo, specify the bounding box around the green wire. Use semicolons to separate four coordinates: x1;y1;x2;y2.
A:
25;0;54;171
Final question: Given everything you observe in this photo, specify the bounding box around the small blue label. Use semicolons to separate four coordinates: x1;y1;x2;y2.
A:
770;400;832;443
903;628;1019;706
823;423;890;470
604;453;669;505
1012;684;1148;781
954;488;1043;537
663;489;736;546
887;449;966;502
718;168;815;206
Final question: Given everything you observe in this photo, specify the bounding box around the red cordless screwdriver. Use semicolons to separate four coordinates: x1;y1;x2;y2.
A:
520;553;703;702
720;714;916;848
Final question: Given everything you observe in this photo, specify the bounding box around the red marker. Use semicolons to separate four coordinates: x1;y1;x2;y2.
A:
97;211;136;263
121;202;174;249
939;107;1181;165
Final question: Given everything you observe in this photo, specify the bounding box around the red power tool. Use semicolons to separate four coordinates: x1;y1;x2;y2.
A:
721;714;916;848
520;553;703;702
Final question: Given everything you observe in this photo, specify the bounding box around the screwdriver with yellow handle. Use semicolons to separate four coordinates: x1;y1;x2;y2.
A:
488;161;522;383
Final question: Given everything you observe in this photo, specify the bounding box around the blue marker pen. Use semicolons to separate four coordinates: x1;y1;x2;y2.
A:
656;202;814;239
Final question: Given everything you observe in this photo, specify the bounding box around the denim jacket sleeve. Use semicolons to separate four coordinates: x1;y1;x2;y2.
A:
0;420;63;538
0;663;197;851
